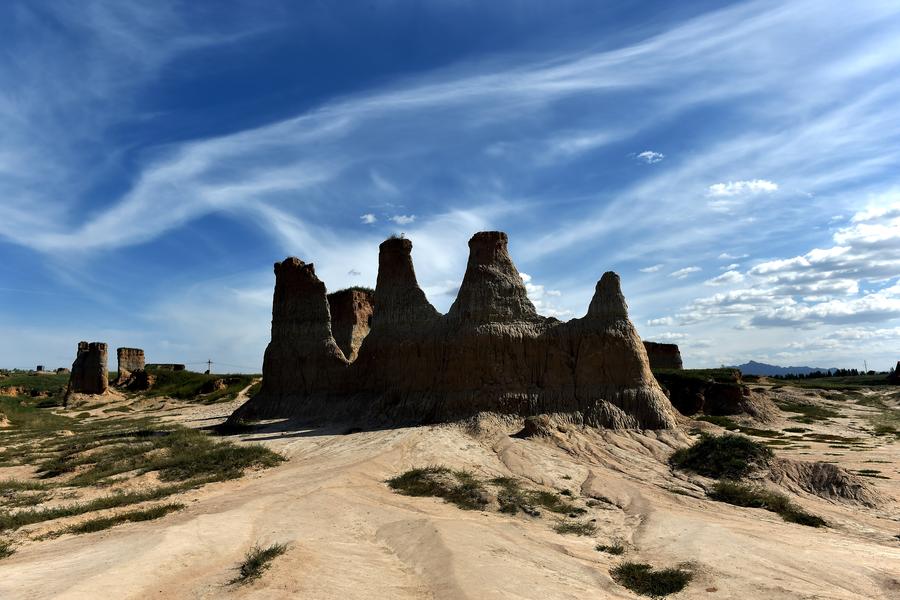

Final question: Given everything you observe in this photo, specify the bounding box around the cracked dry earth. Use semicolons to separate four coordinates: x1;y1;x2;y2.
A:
1;385;899;599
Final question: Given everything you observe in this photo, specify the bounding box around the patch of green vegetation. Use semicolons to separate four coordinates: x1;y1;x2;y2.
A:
529;490;582;515
143;369;257;404
387;467;488;511
0;483;194;531
553;520;596;536
654;368;740;384
707;481;826;527
245;379;263;398
36;427;283;486
802;433;862;444
669;434;772;479
230;542;289;585
610;562;692;597
0;372;69;394
775;400;839;422
782;427;809;433
65;503;184;535
0;538;13;559
737;427;783;439
595;541;625;555
854;469;889;479
0;396;74;434
777;375;891;390
695;415;739;430
0;479;50;493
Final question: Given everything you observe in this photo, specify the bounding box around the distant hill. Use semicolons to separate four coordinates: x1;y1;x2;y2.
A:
730;360;836;376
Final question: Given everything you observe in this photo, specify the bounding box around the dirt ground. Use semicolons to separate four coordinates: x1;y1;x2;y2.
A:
1;384;898;599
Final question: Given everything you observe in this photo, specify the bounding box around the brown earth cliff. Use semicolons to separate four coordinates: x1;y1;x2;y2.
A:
230;232;678;429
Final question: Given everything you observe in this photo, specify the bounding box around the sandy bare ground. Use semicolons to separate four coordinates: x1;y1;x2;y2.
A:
1;386;898;599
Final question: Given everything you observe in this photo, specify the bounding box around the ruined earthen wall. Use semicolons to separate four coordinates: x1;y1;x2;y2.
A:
67;341;109;396
231;232;678;429
116;347;145;375
643;341;684;370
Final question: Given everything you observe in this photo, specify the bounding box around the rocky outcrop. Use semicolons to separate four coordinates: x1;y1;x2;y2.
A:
66;341;109;399
643;341;683;370
888;361;900;384
230;232;678;430
327;288;374;362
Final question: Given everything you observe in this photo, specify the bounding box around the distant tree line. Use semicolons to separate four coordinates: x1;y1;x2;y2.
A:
771;368;886;380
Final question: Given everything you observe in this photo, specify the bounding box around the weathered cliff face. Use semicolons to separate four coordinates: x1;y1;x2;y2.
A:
643;341;684;370
230;232;678;430
327;289;374;362
67;341;109;398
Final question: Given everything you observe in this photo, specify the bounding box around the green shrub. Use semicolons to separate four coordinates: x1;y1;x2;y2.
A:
611;562;692;597
774;400;839;422
0;539;13;559
669;434;772;479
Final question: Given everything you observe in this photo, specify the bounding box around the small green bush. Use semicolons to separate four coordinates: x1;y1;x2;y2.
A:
669;434;772;479
611;562;692;597
0;539;13;559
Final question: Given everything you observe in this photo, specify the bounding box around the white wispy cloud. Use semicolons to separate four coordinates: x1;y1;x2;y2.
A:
640;264;664;273
707;179;779;197
390;214;416;225
360;213;377;224
670;266;701;279
636;150;665;164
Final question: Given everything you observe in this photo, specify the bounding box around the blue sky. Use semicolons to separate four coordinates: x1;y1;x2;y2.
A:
2;0;900;372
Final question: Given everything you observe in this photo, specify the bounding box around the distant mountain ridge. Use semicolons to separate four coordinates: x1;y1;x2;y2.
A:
730;360;836;376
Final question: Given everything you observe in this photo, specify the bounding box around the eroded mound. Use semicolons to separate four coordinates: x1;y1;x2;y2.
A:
769;458;883;507
230;231;677;429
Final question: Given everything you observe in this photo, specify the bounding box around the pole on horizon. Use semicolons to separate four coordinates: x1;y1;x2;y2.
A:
205;359;212;375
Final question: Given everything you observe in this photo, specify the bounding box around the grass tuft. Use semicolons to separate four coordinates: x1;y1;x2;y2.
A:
669;434;772;479
0;539;13;559
595;541;626;555
553;520;596;536
611;562;692;597
387;467;488;510
230;542;289;585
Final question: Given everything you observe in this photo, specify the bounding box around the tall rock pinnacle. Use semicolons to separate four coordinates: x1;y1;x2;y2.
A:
448;231;539;324
374;237;439;328
260;257;347;399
